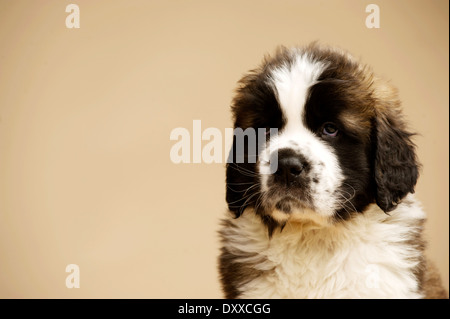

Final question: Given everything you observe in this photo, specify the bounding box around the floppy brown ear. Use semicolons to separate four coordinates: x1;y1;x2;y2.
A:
373;81;420;212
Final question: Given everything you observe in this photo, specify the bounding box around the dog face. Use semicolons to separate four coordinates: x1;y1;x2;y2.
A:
226;44;419;232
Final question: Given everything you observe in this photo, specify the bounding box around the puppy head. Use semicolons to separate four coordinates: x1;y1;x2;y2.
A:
226;44;419;231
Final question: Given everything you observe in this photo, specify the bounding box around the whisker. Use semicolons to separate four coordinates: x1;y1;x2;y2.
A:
241;192;263;208
243;184;260;197
226;191;260;205
232;165;257;174
227;182;255;185
337;192;357;214
228;163;259;177
226;183;258;192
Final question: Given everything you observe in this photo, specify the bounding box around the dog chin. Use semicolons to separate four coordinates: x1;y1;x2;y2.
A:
266;196;333;226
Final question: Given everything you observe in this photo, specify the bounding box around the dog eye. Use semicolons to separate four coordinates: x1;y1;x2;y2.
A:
322;123;339;137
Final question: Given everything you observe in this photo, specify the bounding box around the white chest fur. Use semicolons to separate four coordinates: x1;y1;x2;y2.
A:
220;195;426;298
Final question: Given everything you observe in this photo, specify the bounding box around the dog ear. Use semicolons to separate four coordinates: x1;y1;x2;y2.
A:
373;82;420;212
225;67;271;218
225;134;259;218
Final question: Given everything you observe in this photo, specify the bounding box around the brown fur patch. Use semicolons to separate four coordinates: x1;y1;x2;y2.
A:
218;218;270;298
422;260;449;299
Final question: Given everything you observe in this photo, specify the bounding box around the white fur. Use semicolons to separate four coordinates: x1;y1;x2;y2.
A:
221;194;426;299
259;54;343;217
270;53;325;132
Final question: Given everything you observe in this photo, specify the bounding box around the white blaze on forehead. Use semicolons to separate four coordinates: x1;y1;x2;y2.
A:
259;52;344;217
270;53;326;132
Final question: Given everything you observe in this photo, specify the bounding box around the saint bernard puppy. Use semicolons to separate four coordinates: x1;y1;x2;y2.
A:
218;43;447;299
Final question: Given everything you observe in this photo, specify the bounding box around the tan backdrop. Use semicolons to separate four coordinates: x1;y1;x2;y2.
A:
0;0;448;298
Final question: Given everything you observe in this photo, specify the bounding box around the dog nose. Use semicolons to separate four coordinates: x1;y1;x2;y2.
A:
275;155;305;185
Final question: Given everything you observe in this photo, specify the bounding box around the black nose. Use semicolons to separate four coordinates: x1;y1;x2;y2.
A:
274;154;305;185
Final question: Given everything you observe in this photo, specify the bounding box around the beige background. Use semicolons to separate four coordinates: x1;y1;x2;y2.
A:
0;0;448;298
